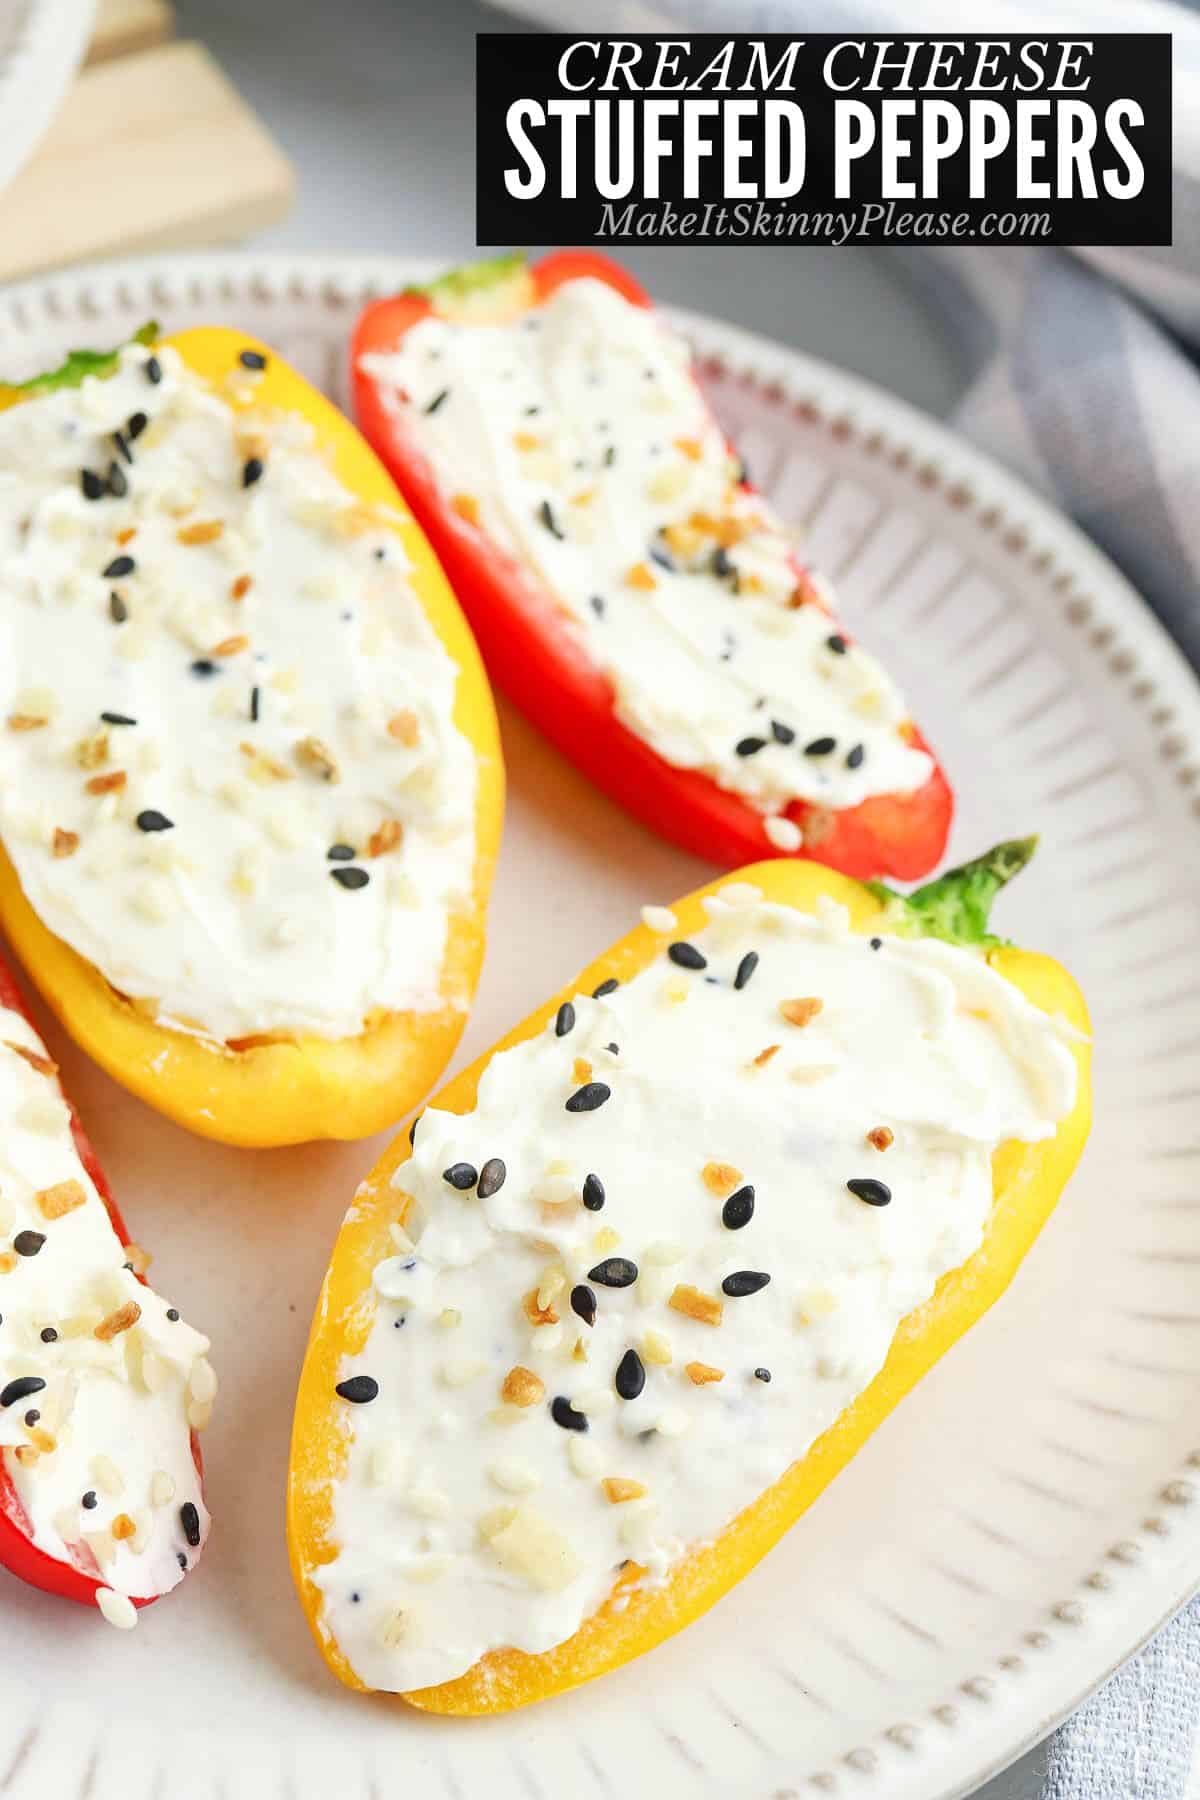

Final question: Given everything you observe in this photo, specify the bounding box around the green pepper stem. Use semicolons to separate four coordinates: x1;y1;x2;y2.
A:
406;253;528;307
866;836;1038;948
13;322;158;395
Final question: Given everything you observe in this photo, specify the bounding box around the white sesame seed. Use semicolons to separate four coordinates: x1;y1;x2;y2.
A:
96;1587;137;1629
439;1357;487;1388
407;1485;451;1520
710;881;762;910
488;1457;541;1495
655;1407;691;1438
640;905;677;933
568;1436;603;1478
764;815;803;852
188;1357;218;1405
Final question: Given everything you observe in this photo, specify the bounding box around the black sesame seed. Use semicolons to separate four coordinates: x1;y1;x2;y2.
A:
13;1231;44;1258
846;744;866;770
107;462;128;499
870;936;882;950
327;843;356;862
736;736;767;757
103;555;135;580
331;866;369;890
443;1162;478;1191
847;1177;891;1207
23;1410;39;1427
242;456;264;489
582;1173;605;1212
523;404;540;416
722;1270;771;1297
82;1489;98;1509
712;546;734;579
603;444;616;467
145;355;162;385
605;1042;619;1055
136;810;173;833
112;431;133;465
539;499;564;539
588;1257;638;1289
551;1395;588;1432
108;592;128;624
615;1348;646;1401
734;951;759;991
239;349;268;371
250;685;260;723
566;1082;611;1113
570;1284;597;1327
826;634;848;655
39;1327;58;1343
477;1158;506;1199
771;721;796;746
667;942;707;971
754;1367;772;1382
80;468;105;501
335;1375;379;1405
592;978;619;998
649;546;673;572
127;411;148;441
737;458;751;485
722;1185;756;1230
554;1001;576;1037
166;1308;180;1321
179;1499;202;1546
588;594;607;620
424;387;449;414
177;1552;188;1570
804;736;837;757
100;711;136;726
0;1375;45;1408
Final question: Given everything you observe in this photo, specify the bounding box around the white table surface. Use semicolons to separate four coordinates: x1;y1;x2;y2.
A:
171;0;1043;1790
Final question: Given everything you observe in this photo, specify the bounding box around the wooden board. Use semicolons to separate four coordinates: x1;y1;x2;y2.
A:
0;39;294;283
86;0;174;64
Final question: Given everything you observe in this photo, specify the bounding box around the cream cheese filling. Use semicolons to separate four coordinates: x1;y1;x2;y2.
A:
314;891;1075;1692
364;275;932;818
0;343;478;1044
0;1006;211;1608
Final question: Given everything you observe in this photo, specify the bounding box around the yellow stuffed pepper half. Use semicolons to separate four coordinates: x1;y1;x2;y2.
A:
0;325;503;1146
288;840;1090;1711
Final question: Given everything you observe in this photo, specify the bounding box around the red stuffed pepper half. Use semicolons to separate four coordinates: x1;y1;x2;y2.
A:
353;251;952;881
0;951;211;1625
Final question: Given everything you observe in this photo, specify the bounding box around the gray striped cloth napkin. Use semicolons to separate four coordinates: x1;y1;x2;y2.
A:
489;1;1200;1793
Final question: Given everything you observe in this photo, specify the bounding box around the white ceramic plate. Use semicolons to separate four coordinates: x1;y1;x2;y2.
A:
0;251;1198;1800
0;0;94;197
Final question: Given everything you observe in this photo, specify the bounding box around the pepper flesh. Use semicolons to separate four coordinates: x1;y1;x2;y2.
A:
0;329;504;1147
287;850;1091;1711
352;251;953;880
0;950;205;1610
